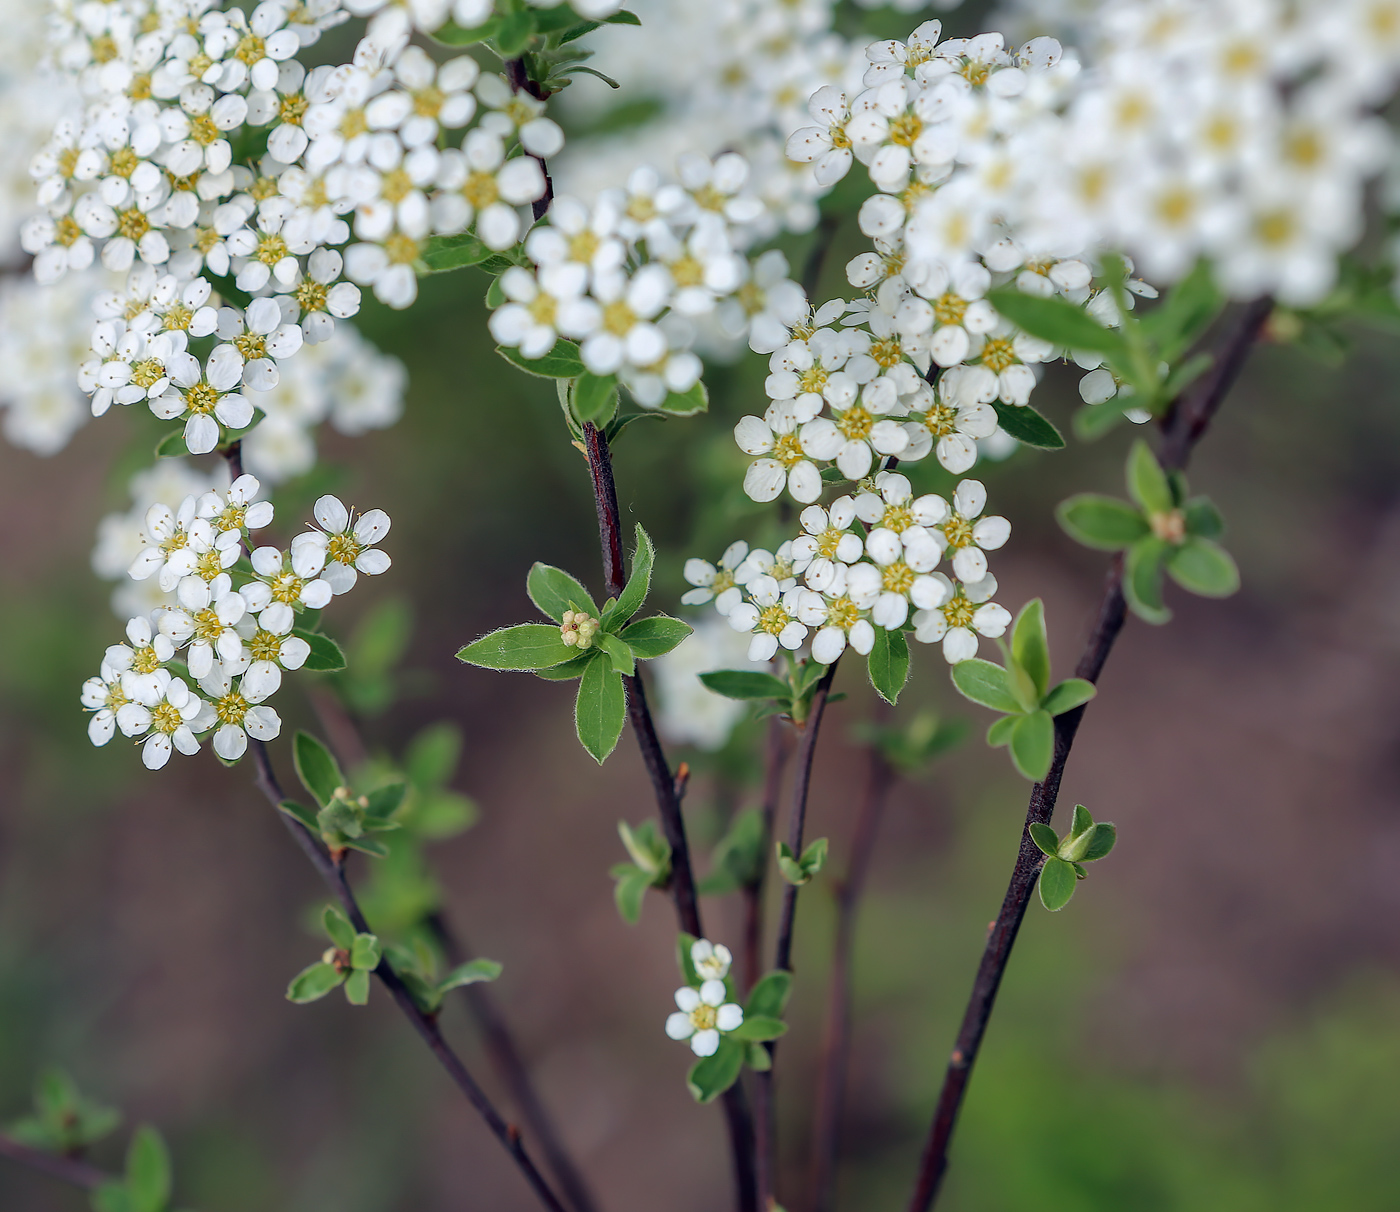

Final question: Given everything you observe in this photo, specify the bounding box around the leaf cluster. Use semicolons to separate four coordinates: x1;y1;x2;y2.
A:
456;525;692;763
430;3;640;89
950;600;1096;781
697;808;766;896
286;905;383;1007
1058;439;1239;623
853;709;968;776
6;1069;120;1154
776;837;827;886
92;1127;181;1212
386;938;502;1014
1029;804;1117;911
610;819;672;923
280;732;406;858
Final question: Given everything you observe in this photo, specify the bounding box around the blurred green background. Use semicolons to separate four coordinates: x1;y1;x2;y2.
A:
5;21;1400;1212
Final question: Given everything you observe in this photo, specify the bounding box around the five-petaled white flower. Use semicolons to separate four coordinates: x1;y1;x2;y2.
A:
665;978;744;1057
727;575;808;662
151;347;254;455
198;659;282;761
290;495;392;595
912;573;1012;663
691;939;733;981
115;673;213;771
681;542;751;615
920;479;1011;584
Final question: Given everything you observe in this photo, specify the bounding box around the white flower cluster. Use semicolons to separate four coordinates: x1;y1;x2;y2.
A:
83;482;391;768
687;472;1011;666
489;152;808;404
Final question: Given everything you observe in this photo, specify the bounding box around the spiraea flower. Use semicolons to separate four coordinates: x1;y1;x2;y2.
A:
792;498;864;593
681;542;750;615
911;572;1011;663
196;474;275;552
561;610;600;649
81;665;132;747
244;545;334;633
115;672;213;771
690;939;733;981
727;574;808;662
150;347;254;455
665;979;744;1057
198;659;282;761
796;584;877;664
735;411;823;504
289;495;392;594
920;478;1010;585
157;578;249;679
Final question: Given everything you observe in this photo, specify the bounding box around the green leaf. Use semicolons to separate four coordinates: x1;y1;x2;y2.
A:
746;1043;772;1071
1070;803;1093;838
294;732;343;809
575;656;627;764
497;340;587;379
730;1016;787;1042
1125;440;1174;513
867;627;909;704
613;867;650;923
1038;856;1078;911
619;818;670;875
686;1038;745;1103
699;670;792;701
776;843;808;885
432;14;503;43
745;971;792;1018
598;632;636;677
279;799;319;832
494;7;535;54
154;428;185;458
1139;260;1223;362
125;1126;171;1212
93;1180;133;1212
420;231;491;273
1041;677;1096;716
1124;538;1172;624
986;714;1018;748
343;968;371;1005
350;933;382;970
988;287;1130;356
573;372;619;425
322;904;355;951
1183;496;1224;539
620;615;691;658
991;401;1065;449
363;782;407;823
287;961;345;1003
341;835;391;858
1009;710;1055;782
657;380;709;415
1166;537;1239;598
294;629;346;672
527;563;598;623
439;958;503;991
535;651;597;681
1028;822;1059;857
950;658;1022;714
1159;352;1213;401
1078;821;1117;861
606;523;654;628
457;623;576;670
677;932;700;986
605;8;642;21
1056;494;1149;551
1011;599;1051;699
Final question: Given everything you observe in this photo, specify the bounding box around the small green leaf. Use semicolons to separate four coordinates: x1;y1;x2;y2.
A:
746;1043;772;1071
278;799;319;832
1028;822;1059;857
527;563;598;623
605;8;642;22
991;401;1065;449
573;372;619;425
677;932;700;986
950;658;1022;714
575;656;627;764
1159;352;1214;401
598;632;636;677
1078;821;1117;861
619;818;670;876
606;523;654;628
776;843;809;885
420;231;491;272
363;782;408;822
1183;496;1224;539
613;867;650;923
154;428;185;458
799;836;828;877
986;714;1018;747
431;14;504;43
485;276;506;309
988;287;1130;356
1070;804;1093;838
620;615;692;658
535;651;598;681
1166;537;1239;597
1041;677;1096;716
439;958;503;991
287;961;345;1003
342;835;391;858
350;933;382;970
1009;710;1055;782
497;340;586;379
746;971;792;1018
867;627;909;704
1038;856;1078;911
293;629;346;671
493;7;535;54
686;1038;745;1103
1011;599;1051;699
730;1016;787;1043
699;670;792;701
1126;440;1174;514
125;1126;171;1212
1139;260;1223;363
93;1179;133;1212
343;968;371;1005
1056;494;1149;550
322;904;355;951
1124;537;1172;624
457;623;576;670
294;732;343;808
657;380;709;415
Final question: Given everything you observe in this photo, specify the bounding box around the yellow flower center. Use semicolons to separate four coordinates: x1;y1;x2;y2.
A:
168;168;203;192
626;195;656;222
882;561;915;594
131;644;163;674
712;568;736;595
980;336;1017;373
163;303;194;331
131;358;165;389
55;216;83;247
1254;208;1295;247
280;93;308;125
798;365;828;393
385;233;420;264
196;227;223;254
188;52;213;78
1283;128;1323;169
270;573;304;604
151;700;184;733
835;405;873;440
527;293;557;327
327;532;363;565
296;279;329;312
249;629;284;662
757;604;790;635
959;59;990;86
215;691;249;725
769;432;804;468
196;549;225;580
129;73;152;100
189;113;221;146
689;1003;719;1031
942;513;974;548
1154;187;1195;227
235;331;267;361
889;113;924;147
461;170;500;209
251;176;279;202
92;34;118;63
568;229;601;263
881;504;914;533
670;255;704;288
257;233;289;265
815;528;845;558
216;503;246;533
691;184;726;212
104;683;129;711
826;595;859;629
933;292;968;326
943;592;975;628
236;33;266;64
381;167;414;204
117;207;150;241
602;300;637;336
920;404;957;436
193;607;225;642
870;337;903;368
57;147;82;178
185;382;221;414
340;110;368;139
413;85;445;117
109;147;139;178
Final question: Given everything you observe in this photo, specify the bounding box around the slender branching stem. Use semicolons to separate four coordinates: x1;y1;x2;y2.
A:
249;741;571;1212
810;700;896;1212
905;297;1274;1212
742;718;790;994
0;1132;110;1190
505;58;554;220
579;422;758;1212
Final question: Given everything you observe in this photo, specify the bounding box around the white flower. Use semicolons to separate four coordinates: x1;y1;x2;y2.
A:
691;939;733;981
575;265;672;375
795;587;876;664
791;498;864;593
681;541;750;615
785;85;855;186
114;674;212;771
722;249;809;354
214;297;305;391
798;385;910;482
150;348;253;455
81;665;132;747
664;979;744;1057
157;578;249;679
196;474;275;552
912;572;1011;663
920;478;1011;584
433;129;547;250
198;659;282;762
244;545;334;634
489;264;591;359
735;412;823;504
902;376;999;474
726;575;808;662
289;495;392;594
128;495;216;590
232;609;313;701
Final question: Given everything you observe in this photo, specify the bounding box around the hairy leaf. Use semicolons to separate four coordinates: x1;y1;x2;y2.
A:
1009;709;1055;781
1166;537;1239;597
606;523;654;627
699;669;791;701
286;960;344;1003
527;563;598;623
865;627;909;704
294;731;343;808
1038;856;1078;911
575;656;626;764
1011;598;1051;700
950;659;1022;714
457;623;576;670
294;629;347;672
573;372;619;425
1041;677;1096;716
1057;494;1149;550
1028;822;1059;857
1126;439;1174;513
1124;537;1172;624
620;614;692;658
991;400;1065;449
497;340;586;379
745;970;792;1019
687;1038;745;1103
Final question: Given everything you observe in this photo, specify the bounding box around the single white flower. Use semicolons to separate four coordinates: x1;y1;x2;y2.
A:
289;494;392;594
795;588;876;664
81;665;131;747
196;474;275;551
198;659;282;761
664;979;744;1057
912;572;1011;663
157;578;249;678
920;478;1011;584
103;615;177;707
114;674;212;770
691;939;733;981
726;575;808;662
681;541;750;615
150;347;253;455
244;545;334;634
791;498;864;593
735;412;823;504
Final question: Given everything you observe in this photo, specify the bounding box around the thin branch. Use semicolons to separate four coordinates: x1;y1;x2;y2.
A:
742;718;790;994
579;422;758;1212
427;913;603;1212
506;58;554;220
810;701;896;1212
0;1133;109;1190
905;297;1273;1212
249;742;571;1212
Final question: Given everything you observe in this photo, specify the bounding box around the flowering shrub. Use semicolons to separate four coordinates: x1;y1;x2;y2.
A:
3;0;1400;1207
